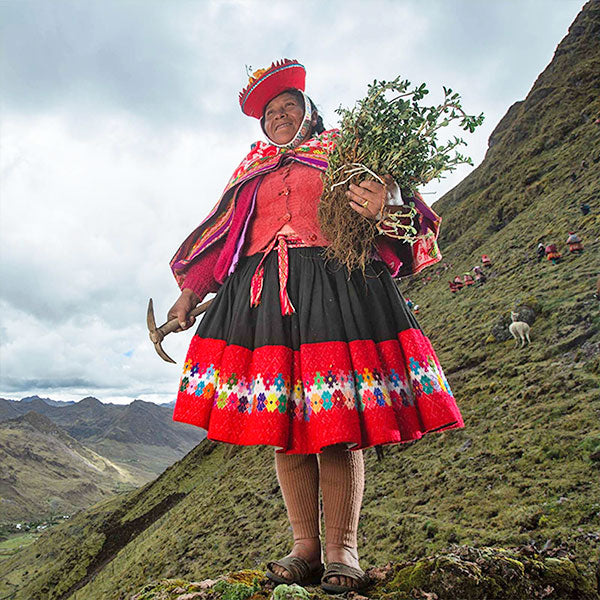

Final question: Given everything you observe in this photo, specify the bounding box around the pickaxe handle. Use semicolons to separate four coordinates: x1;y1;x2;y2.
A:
147;298;213;364
156;300;213;337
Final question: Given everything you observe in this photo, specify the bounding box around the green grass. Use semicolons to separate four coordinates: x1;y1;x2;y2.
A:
0;533;39;559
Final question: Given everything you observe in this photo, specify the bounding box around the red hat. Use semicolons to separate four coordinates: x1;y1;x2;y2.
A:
239;59;306;119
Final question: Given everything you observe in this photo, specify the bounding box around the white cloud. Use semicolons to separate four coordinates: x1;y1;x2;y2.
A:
0;0;585;403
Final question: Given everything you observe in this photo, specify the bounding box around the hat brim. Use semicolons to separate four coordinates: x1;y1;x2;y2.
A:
241;63;306;119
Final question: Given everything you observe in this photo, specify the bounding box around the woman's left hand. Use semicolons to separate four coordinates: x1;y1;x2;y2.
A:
346;178;387;220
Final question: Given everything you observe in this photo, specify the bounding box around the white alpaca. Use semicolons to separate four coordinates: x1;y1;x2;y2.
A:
509;312;531;348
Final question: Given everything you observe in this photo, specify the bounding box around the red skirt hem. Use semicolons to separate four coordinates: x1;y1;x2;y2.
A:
173;330;464;454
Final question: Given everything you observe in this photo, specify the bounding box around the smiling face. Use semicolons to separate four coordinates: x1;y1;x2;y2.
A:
263;91;306;145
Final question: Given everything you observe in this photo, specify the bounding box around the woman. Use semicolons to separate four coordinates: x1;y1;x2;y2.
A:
168;59;463;593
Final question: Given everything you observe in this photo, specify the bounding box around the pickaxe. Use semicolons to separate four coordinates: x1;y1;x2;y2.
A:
146;298;213;364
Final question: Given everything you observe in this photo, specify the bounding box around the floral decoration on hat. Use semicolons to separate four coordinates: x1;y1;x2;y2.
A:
239;59;306;119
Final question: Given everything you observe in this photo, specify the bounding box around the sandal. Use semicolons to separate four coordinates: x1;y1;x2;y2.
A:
321;562;370;594
266;556;325;586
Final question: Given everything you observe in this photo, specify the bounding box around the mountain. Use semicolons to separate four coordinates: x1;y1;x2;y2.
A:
433;0;599;254
0;3;598;599
0;398;20;421
20;395;76;407
0;411;136;522
0;396;205;487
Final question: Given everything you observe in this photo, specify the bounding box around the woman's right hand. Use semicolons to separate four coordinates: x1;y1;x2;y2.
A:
167;288;200;331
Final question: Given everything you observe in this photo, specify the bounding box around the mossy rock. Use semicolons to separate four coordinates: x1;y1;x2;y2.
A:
371;546;598;600
129;548;598;600
490;314;514;342
129;571;265;600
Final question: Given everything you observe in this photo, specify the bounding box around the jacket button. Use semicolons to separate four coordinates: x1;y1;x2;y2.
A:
309;234;317;241
283;213;291;221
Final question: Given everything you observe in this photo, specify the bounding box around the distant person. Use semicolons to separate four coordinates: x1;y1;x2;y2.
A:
473;265;487;285
453;275;464;290
566;231;584;254
405;298;420;314
580;203;591;216
481;254;492;268
463;273;475;286
536;242;546;262
581;159;588;169
449;280;458;294
545;243;562;265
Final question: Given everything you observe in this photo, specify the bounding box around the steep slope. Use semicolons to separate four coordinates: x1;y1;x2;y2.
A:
0;412;136;521
433;0;599;255
0;3;598;599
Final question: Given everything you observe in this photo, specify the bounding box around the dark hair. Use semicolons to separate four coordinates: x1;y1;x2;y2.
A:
261;89;325;138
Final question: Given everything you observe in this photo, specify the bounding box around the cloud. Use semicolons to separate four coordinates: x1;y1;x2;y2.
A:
0;0;584;404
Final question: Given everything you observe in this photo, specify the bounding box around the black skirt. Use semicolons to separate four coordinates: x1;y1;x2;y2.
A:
173;246;464;453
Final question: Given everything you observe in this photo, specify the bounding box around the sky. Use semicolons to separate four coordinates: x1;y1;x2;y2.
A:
0;0;585;405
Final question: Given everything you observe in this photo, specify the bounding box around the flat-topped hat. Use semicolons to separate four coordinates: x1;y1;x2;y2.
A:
239;59;306;119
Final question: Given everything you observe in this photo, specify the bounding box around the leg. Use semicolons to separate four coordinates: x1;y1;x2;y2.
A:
319;444;365;588
270;452;322;581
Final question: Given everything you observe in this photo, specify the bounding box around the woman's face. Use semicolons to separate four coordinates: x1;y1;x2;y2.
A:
263;91;305;145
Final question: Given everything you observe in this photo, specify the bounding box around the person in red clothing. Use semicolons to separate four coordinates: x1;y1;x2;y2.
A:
566;231;584;254
453;275;464;290
166;60;463;593
545;243;562;264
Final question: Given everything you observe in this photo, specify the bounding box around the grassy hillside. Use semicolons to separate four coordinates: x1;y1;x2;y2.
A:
0;3;598;599
0;397;206;499
0;412;137;522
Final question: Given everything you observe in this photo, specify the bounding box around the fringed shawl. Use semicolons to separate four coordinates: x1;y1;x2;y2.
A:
170;130;339;287
170;128;442;289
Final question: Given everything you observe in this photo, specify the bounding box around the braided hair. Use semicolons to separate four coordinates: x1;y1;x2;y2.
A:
289;89;325;136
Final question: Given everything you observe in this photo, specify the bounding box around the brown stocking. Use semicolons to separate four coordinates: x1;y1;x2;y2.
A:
275;452;321;541
319;445;365;550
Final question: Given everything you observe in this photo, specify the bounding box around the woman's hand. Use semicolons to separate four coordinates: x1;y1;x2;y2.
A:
167;288;200;331
346;175;397;219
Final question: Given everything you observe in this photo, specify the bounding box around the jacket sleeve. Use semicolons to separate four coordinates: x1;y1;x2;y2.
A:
375;190;442;278
180;236;225;301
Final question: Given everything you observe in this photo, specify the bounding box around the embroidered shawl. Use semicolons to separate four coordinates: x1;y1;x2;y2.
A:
170;128;442;287
170;130;339;286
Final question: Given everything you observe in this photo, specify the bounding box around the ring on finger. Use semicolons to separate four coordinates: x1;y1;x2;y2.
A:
361;199;369;208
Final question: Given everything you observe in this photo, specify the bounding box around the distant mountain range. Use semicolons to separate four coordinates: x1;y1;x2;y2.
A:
0;395;205;521
20;395;76;406
0;411;135;521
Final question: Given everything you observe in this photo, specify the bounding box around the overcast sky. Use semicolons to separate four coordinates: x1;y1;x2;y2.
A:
0;0;585;405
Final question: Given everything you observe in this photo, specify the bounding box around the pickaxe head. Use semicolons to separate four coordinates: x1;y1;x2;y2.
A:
146;297;213;364
147;298;176;363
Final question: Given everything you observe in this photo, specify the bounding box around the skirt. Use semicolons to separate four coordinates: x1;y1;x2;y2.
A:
173;246;464;454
